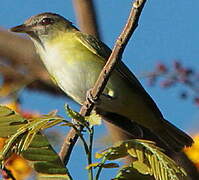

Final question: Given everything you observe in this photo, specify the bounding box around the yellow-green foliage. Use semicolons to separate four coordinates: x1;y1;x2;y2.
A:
96;140;186;180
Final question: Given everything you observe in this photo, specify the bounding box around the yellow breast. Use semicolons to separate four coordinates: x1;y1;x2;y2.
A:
32;32;105;103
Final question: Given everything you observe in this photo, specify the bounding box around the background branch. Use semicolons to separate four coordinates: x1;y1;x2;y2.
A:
72;0;100;38
0;29;66;97
59;0;147;165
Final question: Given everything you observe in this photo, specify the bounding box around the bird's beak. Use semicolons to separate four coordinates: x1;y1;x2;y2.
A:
10;24;32;33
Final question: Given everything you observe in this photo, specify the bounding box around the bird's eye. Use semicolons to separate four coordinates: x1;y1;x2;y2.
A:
40;18;54;25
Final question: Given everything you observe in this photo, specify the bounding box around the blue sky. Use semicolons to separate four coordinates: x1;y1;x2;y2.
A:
1;0;199;179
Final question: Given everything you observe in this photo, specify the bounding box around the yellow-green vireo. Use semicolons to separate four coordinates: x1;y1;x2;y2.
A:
10;13;193;151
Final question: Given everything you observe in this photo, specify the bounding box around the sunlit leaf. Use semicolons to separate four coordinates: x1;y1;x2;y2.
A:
95;151;107;159
86;162;100;169
132;161;150;175
127;147;136;158
97;139;186;180
96;141;128;161
0;105;71;179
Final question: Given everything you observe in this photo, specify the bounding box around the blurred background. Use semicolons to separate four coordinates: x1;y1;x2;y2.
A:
0;0;199;179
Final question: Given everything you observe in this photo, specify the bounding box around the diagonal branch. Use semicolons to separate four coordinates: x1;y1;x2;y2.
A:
59;0;147;165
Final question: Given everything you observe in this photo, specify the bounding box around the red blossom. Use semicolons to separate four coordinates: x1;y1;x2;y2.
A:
145;60;199;107
156;63;167;73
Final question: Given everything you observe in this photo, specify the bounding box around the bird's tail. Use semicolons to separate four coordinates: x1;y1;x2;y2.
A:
155;119;193;152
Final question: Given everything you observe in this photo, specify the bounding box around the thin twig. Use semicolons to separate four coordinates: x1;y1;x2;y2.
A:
59;0;147;166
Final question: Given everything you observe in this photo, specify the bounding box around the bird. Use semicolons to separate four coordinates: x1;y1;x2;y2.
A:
10;12;193;152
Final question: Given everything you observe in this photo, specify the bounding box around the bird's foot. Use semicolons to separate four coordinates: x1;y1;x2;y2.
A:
86;89;101;105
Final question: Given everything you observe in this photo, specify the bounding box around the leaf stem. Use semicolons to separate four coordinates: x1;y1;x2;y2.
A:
95;156;107;180
72;125;93;180
88;127;94;180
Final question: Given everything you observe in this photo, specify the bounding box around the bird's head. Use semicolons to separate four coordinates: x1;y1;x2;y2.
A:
10;12;76;42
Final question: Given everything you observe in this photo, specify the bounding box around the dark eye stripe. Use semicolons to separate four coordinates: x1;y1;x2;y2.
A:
40;18;54;25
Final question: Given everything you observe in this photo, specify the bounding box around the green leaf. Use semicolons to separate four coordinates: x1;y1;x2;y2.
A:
113;166;152;180
65;104;88;128
65;104;84;121
101;163;119;169
96;141;128;160
0;106;27;137
97;139;186;180
86;162;100;169
132;161;151;175
0;105;71;180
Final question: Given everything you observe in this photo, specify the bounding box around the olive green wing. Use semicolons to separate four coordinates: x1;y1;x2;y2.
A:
75;32;163;118
75;31;112;60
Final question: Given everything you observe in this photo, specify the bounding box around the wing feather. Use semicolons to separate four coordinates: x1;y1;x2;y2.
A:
75;32;163;118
